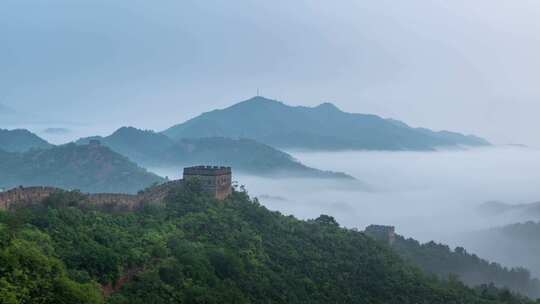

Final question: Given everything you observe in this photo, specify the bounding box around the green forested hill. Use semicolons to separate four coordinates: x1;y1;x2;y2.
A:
0;186;536;304
0;143;164;193
77;127;353;179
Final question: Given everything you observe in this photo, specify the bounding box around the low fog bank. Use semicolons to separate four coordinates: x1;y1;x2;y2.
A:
153;147;540;274
153;146;540;244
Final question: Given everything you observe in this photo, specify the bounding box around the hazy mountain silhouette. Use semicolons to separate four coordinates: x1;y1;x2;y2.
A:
77;127;353;179
0;128;52;152
0;142;164;193
460;221;540;280
163;96;489;150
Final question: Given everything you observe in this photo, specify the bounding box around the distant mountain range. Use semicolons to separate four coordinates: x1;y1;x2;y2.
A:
0;96;492;183
77;127;353;179
0;128;52;152
0;143;164;193
164;96;489;151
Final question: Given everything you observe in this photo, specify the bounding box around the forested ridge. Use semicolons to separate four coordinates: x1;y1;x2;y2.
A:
0;143;164;194
366;233;540;298
0;184;537;303
76;127;352;179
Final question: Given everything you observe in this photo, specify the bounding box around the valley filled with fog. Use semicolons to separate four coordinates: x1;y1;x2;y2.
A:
10;124;538;249
154;146;540;272
22;120;540;277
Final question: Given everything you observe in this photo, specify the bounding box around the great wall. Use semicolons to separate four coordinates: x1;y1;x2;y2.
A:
0;166;234;211
0;186;59;210
0;180;185;211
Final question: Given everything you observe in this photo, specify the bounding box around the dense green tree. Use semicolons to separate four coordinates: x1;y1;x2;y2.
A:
0;225;103;304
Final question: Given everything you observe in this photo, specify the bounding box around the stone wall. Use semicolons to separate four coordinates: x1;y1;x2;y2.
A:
0;186;60;210
0;180;185;212
86;193;141;211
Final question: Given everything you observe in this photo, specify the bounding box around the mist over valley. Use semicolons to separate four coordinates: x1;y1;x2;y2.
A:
2;1;540;302
152;146;540;242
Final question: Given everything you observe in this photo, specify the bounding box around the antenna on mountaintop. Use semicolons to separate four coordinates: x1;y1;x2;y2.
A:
257;88;260;96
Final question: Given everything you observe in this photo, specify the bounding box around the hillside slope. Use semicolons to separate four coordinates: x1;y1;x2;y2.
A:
0;142;164;193
163;96;489;151
0;128;52;152
459;221;540;281
0;187;535;303
367;228;540;298
77;127;353;179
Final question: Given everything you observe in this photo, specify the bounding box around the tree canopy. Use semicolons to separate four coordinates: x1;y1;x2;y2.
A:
0;186;536;303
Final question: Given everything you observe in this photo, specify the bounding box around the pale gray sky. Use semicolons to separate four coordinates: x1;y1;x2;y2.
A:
1;0;540;145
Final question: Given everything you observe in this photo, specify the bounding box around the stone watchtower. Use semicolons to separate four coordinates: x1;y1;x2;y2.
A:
183;166;232;200
365;225;396;245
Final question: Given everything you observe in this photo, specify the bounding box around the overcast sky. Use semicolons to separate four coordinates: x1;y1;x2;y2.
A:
1;0;540;145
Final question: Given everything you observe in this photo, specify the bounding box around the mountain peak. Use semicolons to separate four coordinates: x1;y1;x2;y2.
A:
242;96;282;105
111;126;161;138
315;102;341;112
241;97;342;113
224;96;286;112
0;128;52;152
112;126;142;135
248;95;273;102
